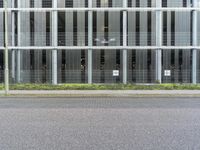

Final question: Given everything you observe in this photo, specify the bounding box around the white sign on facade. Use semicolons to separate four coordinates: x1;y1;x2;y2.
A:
113;70;119;76
164;70;171;76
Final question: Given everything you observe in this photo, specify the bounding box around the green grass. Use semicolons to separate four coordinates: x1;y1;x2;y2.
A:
0;83;200;90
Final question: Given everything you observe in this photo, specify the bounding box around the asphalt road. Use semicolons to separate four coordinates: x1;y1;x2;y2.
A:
0;97;200;150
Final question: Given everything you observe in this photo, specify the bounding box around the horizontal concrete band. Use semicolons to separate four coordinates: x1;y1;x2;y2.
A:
0;7;200;12
1;46;200;50
1;90;200;97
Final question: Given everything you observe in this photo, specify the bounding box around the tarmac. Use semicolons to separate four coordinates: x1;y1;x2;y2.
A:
1;90;200;97
0;97;200;149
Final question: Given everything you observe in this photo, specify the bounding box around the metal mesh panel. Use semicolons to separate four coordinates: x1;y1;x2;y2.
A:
93;50;122;83
0;0;3;8
58;50;87;83
128;50;156;83
0;0;198;85
162;49;192;83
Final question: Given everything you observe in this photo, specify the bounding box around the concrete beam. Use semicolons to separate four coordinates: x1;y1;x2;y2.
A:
2;7;200;12
123;0;127;84
192;0;198;84
88;0;93;84
52;0;58;85
3;46;200;50
156;0;162;83
17;0;21;83
11;0;15;81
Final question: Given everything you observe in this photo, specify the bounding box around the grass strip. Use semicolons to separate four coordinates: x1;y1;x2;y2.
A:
0;83;200;90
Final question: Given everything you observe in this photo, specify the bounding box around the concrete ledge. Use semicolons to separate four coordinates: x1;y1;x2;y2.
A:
1;90;200;97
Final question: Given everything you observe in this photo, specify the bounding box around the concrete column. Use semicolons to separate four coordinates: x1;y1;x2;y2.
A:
88;0;92;84
156;0;162;83
192;0;198;84
52;0;58;85
17;0;21;83
123;0;127;84
11;0;15;81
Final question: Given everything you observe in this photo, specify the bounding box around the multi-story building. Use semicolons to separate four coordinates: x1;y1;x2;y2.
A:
0;0;200;84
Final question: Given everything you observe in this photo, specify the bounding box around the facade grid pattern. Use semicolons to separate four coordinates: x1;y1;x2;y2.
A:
0;0;200;84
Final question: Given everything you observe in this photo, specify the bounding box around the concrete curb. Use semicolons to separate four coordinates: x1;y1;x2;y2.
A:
0;90;200;97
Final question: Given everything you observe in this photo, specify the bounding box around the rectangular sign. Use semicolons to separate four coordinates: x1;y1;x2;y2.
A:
113;70;119;76
164;70;171;76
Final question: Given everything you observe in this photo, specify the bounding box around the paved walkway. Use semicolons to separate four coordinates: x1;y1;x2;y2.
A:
1;90;200;97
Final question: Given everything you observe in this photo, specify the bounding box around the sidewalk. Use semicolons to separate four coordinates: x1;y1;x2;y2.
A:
1;90;200;97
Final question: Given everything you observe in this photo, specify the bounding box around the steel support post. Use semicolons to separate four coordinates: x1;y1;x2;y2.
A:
4;0;9;94
11;50;15;80
17;0;21;83
156;0;162;83
123;0;128;84
11;0;15;81
192;0;198;84
88;0;93;84
156;49;162;83
52;0;58;85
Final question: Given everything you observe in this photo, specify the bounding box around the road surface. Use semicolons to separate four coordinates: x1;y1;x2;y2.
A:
0;97;199;150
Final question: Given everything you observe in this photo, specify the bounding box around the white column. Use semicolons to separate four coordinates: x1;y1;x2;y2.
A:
17;0;21;83
123;0;128;84
4;0;9;94
192;0;198;84
88;0;92;84
52;0;58;85
11;0;15;81
156;0;162;83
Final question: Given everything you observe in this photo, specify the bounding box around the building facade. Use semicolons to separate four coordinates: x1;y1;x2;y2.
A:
0;0;200;84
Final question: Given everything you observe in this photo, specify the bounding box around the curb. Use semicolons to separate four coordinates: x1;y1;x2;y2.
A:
1;90;200;97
